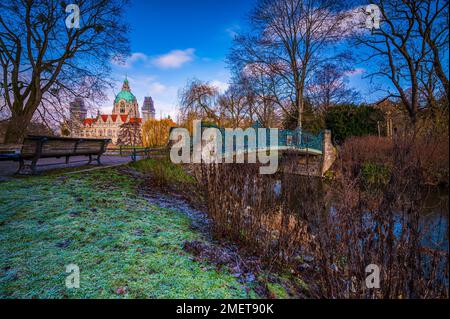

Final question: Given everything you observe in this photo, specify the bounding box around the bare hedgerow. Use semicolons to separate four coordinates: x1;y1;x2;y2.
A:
194;135;448;299
315;135;448;298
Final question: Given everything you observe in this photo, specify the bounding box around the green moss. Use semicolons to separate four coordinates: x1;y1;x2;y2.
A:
266;282;290;299
0;168;252;299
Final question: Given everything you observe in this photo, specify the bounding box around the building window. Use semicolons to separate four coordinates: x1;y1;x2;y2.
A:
120;101;125;113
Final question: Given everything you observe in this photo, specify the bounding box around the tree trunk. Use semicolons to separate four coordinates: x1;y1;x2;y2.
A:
431;45;449;100
297;92;303;129
3;113;33;144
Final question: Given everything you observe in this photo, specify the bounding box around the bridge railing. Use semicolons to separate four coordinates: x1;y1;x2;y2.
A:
300;131;324;152
216;127;324;154
175;124;325;155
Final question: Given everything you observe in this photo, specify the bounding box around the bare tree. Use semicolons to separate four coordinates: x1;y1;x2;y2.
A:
412;0;449;99
229;0;351;128
178;79;220;123
117;121;142;147
0;0;130;144
217;84;252;128
308;63;361;112
237;67;281;127
354;0;448;123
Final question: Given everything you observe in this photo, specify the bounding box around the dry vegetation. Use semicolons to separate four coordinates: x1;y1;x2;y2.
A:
193;134;449;298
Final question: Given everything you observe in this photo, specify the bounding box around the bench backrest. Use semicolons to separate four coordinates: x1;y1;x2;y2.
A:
42;139;78;156
21;136;110;158
21;139;40;157
75;140;107;155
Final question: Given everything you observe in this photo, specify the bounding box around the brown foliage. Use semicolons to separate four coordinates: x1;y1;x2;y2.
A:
194;134;449;298
340;134;449;186
117;122;142;146
316;135;449;298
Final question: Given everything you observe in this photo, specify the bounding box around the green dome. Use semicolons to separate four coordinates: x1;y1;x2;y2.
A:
115;90;136;103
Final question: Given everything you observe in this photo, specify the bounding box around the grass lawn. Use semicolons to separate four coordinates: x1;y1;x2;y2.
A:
0;165;255;299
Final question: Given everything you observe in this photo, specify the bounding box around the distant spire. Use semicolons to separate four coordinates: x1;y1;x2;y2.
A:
122;76;130;91
142;96;155;112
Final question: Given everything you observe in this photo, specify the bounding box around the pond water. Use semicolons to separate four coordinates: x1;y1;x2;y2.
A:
416;188;449;251
272;174;449;252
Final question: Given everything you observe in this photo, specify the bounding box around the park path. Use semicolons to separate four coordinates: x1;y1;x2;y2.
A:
0;155;134;177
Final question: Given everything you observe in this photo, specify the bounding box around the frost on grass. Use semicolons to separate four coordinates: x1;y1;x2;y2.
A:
0;168;253;299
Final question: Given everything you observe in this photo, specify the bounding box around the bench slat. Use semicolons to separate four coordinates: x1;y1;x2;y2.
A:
15;136;111;173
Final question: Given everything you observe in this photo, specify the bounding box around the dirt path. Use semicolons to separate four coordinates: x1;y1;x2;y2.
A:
0;155;135;176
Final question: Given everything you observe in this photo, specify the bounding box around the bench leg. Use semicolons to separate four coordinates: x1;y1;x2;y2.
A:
30;160;38;175
87;155;92;165
96;155;102;165
66;156;70;164
16;158;25;174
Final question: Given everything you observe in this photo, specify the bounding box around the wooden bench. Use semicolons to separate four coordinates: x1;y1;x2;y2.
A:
0;136;111;174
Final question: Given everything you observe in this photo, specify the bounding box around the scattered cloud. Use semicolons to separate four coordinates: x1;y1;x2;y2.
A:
345;68;365;76
113;49;197;70
211;80;229;93
112;52;149;68
225;24;241;38
152;48;196;69
149;82;167;94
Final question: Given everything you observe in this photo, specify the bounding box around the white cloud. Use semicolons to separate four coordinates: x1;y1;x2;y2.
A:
149;82;167;94
128;52;148;63
211;80;229;93
152;48;195;69
345;68;365;76
225;24;241;38
112;52;149;68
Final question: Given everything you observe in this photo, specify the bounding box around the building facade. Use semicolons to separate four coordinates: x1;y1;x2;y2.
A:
70;78;156;144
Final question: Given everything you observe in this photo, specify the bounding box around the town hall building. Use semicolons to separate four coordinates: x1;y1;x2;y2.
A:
70;77;156;144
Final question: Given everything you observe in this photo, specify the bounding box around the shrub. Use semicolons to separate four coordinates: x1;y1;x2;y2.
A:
325;104;384;144
361;162;391;188
314;136;449;298
131;158;195;187
195;134;448;298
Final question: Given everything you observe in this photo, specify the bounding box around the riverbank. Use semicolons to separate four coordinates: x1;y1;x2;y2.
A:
1;150;446;298
189;134;449;299
128;159;311;298
0;165;257;298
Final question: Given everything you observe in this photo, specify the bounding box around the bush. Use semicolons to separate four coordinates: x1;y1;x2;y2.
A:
131;158;195;187
315;135;449;298
325;104;384;144
361;162;391;188
195;134;449;298
339;135;449;187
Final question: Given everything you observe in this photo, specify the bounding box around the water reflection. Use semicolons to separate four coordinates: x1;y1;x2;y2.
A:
272;173;449;251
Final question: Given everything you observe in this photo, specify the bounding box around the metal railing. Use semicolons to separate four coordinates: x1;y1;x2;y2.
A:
105;146;168;161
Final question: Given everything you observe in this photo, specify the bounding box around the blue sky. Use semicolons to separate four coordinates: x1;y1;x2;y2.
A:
100;0;376;119
100;0;257;118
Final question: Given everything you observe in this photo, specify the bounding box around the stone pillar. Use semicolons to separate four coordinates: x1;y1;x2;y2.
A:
321;130;336;175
